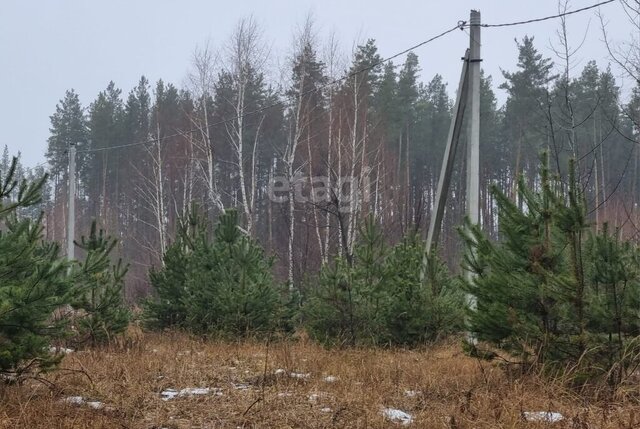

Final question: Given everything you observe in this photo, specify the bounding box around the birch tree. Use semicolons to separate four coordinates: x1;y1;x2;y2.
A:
282;18;326;287
222;17;268;235
187;42;225;212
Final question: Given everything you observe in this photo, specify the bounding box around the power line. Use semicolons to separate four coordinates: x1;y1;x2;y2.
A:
76;23;463;155
480;0;615;28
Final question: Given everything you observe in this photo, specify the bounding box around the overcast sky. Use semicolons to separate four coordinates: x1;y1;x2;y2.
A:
0;0;632;167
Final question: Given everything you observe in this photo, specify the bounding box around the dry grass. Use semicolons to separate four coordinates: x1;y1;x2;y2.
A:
1;331;640;428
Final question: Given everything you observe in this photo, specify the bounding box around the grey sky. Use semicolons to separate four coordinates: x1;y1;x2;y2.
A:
0;0;631;167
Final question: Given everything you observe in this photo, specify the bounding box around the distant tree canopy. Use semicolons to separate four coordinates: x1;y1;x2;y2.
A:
33;27;637;299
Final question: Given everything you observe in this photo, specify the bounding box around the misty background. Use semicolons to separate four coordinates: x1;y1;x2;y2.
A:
0;0;631;167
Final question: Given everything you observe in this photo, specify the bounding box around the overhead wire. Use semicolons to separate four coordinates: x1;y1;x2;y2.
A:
479;0;615;28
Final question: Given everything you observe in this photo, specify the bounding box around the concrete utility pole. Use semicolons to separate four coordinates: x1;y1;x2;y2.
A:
421;50;470;281
425;50;469;255
466;10;481;294
67;142;76;261
422;10;482;281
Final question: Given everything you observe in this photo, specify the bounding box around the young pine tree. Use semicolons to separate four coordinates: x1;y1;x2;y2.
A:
72;221;129;346
461;154;640;383
0;158;74;375
461;155;582;366
184;209;281;336
585;224;640;385
383;237;464;345
304;218;462;346
144;205;207;330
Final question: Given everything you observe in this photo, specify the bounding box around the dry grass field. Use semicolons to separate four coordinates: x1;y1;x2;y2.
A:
1;330;640;428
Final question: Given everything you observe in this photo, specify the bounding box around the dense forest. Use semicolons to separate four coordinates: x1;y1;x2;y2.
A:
12;18;638;298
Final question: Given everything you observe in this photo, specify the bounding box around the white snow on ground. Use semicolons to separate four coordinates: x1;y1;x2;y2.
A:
160;389;181;401
232;383;251;391
274;368;311;379
0;373;17;382
523;411;564;423
48;346;74;354
320;407;332;413
160;387;223;401
61;396;105;410
277;392;293;397
382;408;413;425
404;390;419;397
323;375;338;383
308;392;330;403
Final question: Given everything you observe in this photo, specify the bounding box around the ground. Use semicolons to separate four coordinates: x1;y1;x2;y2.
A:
1;331;639;428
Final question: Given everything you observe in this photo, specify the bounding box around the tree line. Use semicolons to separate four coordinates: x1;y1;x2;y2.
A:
31;18;640;296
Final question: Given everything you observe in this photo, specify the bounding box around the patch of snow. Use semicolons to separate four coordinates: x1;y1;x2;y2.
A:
274;368;310;379
382;408;413;425
161;387;223;401
182;387;213;396
232;383;251;391
0;373;17;382
404;390;419;397
308;392;330;403
48;346;74;355
320;407;332;413
86;401;105;410
61;396;105;410
523;411;564;423
323;375;338;383
160;389;179;401
277;392;293;397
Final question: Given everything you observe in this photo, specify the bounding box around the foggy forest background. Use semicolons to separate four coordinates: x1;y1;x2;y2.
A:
12;15;640;299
